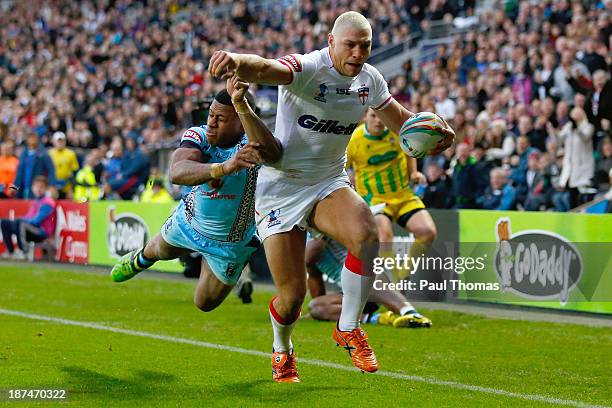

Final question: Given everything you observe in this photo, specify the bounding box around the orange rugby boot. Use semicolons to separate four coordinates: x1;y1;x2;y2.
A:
333;324;379;373
271;351;301;383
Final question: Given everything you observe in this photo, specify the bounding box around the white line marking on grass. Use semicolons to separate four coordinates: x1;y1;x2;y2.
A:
0;308;607;408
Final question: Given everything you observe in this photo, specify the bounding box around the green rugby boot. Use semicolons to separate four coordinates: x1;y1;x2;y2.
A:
110;249;142;282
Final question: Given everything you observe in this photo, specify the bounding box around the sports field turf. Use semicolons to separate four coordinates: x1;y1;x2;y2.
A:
0;264;610;407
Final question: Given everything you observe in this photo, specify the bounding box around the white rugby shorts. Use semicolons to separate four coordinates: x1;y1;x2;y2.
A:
255;173;351;241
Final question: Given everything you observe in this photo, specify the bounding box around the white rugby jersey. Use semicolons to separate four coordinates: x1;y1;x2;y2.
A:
260;47;393;184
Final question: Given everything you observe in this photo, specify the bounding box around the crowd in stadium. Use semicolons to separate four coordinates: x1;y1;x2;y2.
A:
0;0;610;211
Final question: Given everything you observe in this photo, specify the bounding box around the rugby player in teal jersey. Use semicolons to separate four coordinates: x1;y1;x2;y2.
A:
111;77;281;313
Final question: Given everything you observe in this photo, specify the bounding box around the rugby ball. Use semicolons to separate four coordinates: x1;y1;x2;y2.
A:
399;112;446;158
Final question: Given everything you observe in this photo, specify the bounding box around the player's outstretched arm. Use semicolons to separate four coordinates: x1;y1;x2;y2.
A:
169;146;260;185
209;51;292;85
375;99;456;155
228;76;283;163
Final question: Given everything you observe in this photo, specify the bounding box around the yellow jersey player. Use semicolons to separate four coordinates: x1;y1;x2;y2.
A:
346;108;435;327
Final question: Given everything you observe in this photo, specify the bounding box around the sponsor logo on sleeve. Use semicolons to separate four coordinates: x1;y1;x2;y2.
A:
278;54;302;72
182;129;202;144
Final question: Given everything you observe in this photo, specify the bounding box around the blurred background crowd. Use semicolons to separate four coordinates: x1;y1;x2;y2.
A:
0;0;610;211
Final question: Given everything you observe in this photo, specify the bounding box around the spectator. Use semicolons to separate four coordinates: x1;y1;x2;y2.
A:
434;86;456;120
48;132;79;199
558;107;595;208
449;143;476;208
422;162;450;208
509;135;539;202
523;151;552;211
471;142;493;197
486;119;515;161
533;52;557;100
103;137;124;186
0;176;56;260
578;38;608;74
0;141;19;198
73;150;103;203
140;178;175;204
517;115;547;153
595;137;612;192
104;137;150;200
552;49;591;104
13;133;56;199
582;70;612;137
476;168;517;210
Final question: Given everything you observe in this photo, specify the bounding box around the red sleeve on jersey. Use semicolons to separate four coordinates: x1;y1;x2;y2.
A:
373;95;393;111
277;54;302;72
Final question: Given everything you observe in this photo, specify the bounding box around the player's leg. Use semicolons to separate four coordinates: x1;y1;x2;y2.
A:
397;207;437;279
0;219;17;254
393;208;436;327
309;187;379;372
305;237;328;298
265;227;306;382
111;233;191;282
368;272;433;328
193;256;234;312
374;214;394;243
17;221;46;252
308;293;343;321
234;263;253;304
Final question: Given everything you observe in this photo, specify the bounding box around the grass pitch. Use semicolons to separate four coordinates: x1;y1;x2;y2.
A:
0;264;610;407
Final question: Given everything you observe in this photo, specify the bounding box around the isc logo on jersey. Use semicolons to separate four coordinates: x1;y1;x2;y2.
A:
297;114;358;135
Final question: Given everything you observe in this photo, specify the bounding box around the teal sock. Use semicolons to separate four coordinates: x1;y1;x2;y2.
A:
134;250;155;270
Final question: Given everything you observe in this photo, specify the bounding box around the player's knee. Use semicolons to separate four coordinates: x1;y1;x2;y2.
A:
278;289;306;317
194;295;219;313
346;223;379;257
415;224;437;245
379;228;394;243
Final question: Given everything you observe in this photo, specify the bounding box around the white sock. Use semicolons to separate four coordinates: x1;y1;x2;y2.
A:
338;266;374;331
399;303;415;316
269;298;297;353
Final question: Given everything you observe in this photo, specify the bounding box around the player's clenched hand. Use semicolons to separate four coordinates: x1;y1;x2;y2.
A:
209;51;239;79
429;115;456;155
222;143;262;174
227;75;249;105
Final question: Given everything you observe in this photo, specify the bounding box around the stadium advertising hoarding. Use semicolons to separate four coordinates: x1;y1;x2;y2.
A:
55;201;89;264
457;210;612;315
88;201;183;272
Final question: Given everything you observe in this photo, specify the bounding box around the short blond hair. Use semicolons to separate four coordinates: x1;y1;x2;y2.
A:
331;11;371;37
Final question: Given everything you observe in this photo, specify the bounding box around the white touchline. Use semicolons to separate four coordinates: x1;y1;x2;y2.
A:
0;308;607;408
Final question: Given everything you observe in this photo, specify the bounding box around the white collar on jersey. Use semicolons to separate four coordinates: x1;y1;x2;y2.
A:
322;47;333;68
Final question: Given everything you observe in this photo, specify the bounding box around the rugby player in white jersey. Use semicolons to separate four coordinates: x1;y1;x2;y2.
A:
209;11;454;382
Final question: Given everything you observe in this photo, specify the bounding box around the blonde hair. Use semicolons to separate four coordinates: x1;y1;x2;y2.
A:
331;11;371;37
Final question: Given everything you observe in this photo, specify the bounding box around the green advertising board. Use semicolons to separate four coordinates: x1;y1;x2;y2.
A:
458;210;612;314
89;201;183;272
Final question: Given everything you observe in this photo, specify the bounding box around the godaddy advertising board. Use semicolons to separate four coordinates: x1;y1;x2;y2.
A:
458;210;612;314
88;201;183;272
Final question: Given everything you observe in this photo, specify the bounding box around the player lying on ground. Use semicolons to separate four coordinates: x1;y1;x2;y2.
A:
306;231;432;328
209;11;454;382
111;78;281;313
347;108;437;282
